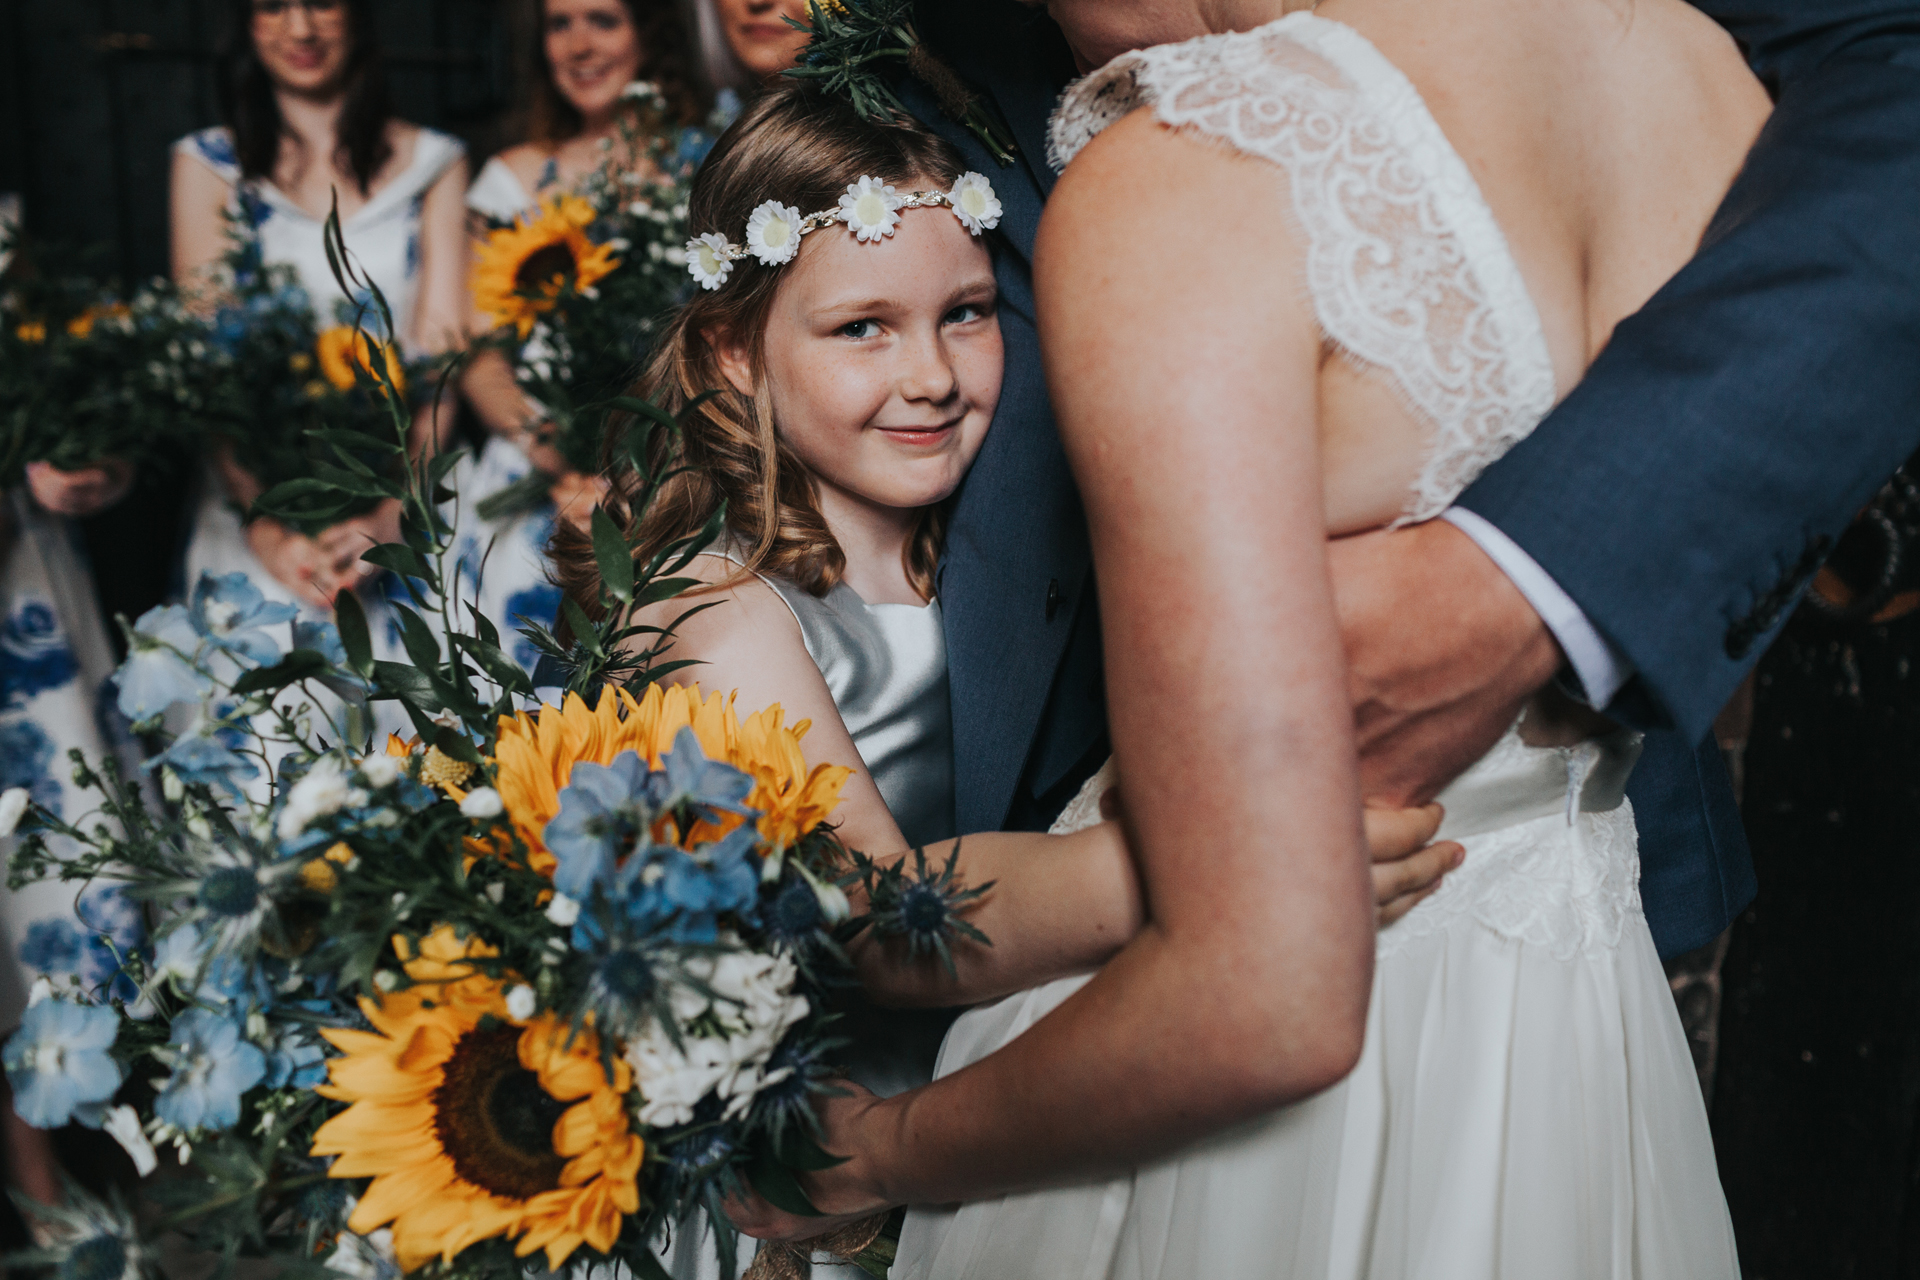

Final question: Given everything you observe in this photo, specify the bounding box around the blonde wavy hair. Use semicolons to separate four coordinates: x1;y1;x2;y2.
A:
553;83;972;619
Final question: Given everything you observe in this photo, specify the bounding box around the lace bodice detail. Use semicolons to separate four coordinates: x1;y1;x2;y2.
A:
1048;15;1557;522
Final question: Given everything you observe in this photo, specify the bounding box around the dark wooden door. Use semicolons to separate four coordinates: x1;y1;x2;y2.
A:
0;0;515;283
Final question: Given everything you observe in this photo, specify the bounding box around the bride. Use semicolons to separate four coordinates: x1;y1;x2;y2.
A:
731;0;1770;1273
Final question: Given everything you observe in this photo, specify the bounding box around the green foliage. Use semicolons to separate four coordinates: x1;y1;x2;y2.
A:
189;212;442;534
0;231;204;487
786;0;1018;165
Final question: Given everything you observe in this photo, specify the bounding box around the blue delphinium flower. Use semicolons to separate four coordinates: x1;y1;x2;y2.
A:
150;733;259;797
190;572;297;666
545;751;652;901
292;619;345;664
115;605;210;720
262;1023;327;1090
656;727;756;817
154;1008;266;1132
1;998;123;1128
151;924;207;987
547;734;761;938
649;826;761;943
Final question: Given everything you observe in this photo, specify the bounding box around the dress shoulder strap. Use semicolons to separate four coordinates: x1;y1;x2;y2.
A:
467;155;536;222
1047;15;1558;522
175;127;242;185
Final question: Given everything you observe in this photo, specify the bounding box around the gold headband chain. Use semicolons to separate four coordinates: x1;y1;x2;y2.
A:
685;172;1003;291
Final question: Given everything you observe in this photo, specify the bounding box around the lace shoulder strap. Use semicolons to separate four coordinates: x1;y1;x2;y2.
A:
1047;15;1557;522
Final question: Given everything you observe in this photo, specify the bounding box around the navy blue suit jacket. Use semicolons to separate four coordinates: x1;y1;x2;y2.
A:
910;0;1920;959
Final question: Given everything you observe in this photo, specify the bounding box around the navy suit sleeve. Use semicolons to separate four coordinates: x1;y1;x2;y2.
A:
1455;5;1920;742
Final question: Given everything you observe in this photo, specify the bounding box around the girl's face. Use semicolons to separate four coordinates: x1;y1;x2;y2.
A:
712;0;812;82
545;0;644;124
250;0;352;96
719;195;1003;519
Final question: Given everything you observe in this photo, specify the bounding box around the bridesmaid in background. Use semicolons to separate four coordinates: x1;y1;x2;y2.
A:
171;0;469;615
0;461;147;1217
693;0;813;89
456;0;708;676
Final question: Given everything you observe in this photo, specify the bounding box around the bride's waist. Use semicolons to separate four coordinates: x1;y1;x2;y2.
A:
1432;725;1642;843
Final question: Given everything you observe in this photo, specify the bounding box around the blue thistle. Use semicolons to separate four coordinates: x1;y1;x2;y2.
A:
848;843;992;977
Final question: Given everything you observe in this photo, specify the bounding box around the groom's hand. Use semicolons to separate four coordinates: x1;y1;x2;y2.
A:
1331;520;1562;805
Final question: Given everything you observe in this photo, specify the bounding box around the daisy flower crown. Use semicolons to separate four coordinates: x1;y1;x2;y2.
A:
684;171;1003;292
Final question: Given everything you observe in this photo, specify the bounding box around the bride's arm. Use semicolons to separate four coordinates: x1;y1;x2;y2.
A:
734;112;1374;1228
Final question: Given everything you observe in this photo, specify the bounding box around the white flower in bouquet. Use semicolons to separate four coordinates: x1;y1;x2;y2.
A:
276;757;368;840
625;948;810;1125
357;750;404;789
459;786;503;819
0;786;30;838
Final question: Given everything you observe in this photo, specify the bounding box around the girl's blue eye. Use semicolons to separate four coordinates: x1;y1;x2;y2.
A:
839;319;879;339
945;303;985;325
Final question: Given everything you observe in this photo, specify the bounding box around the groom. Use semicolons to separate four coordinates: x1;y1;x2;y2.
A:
908;0;1920;963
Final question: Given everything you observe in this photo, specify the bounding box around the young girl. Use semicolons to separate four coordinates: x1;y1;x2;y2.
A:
559;84;1450;1103
557;86;1150;1026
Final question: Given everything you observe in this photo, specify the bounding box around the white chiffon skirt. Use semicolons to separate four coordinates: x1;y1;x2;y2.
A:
895;730;1739;1280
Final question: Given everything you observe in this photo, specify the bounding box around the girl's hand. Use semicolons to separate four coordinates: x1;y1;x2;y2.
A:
245;516;339;610
318;498;404;594
26;458;134;517
1099;788;1460;926
548;469;609;532
725;1082;896;1242
1366;803;1463;927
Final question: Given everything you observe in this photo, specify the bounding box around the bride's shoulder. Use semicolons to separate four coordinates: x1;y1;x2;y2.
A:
1047;15;1355;172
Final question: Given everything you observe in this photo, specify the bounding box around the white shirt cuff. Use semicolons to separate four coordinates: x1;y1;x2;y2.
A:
1440;507;1634;708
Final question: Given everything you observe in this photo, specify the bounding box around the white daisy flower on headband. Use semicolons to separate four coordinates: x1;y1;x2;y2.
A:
839;176;904;243
744;201;804;265
947;172;1003;235
686;232;736;291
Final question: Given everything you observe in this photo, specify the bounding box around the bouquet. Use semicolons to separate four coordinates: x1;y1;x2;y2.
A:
470;83;718;519
191;212;437;534
1;214;980;1280
0;234;206;488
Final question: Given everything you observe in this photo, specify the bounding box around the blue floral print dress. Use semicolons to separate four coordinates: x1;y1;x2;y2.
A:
0;491;146;1030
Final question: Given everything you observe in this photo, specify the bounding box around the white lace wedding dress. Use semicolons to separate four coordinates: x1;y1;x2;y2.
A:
894;15;1738;1279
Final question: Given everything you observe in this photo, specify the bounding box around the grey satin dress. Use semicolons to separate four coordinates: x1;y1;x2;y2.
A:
699;545;957;850
697;545;960;1093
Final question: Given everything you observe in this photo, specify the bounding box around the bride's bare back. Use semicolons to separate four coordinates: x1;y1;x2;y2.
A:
1315;0;1771;529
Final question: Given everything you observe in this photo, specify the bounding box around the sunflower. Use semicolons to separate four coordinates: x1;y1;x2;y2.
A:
492;683;852;878
310;926;643;1271
472;196;620;338
315;326;407;398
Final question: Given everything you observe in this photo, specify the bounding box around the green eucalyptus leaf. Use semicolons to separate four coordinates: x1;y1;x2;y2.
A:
591;507;635;604
333;590;375;676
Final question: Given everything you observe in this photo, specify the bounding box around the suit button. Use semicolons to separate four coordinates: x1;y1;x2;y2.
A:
1045;578;1063;622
